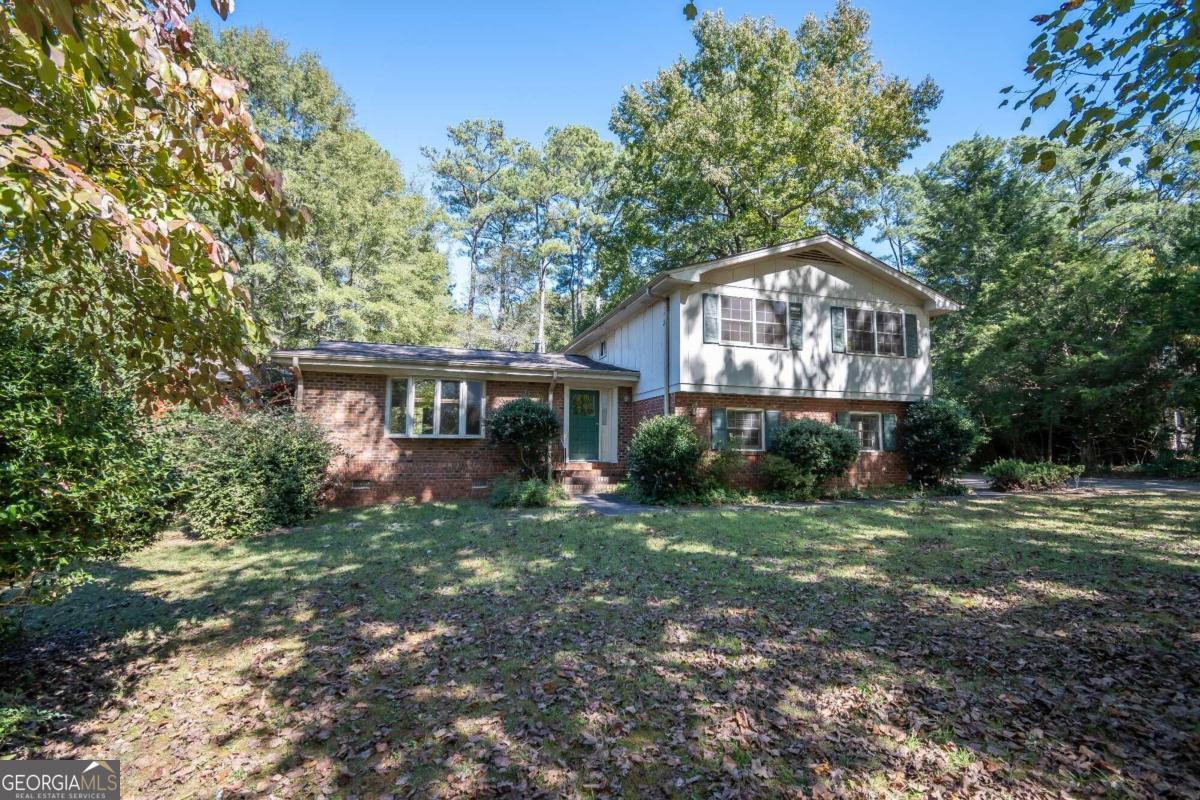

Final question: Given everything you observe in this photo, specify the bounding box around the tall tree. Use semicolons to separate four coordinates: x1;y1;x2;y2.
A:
1009;0;1200;187
606;3;941;282
197;25;453;348
511;143;569;353
423;120;519;344
1;0;299;404
869;174;921;271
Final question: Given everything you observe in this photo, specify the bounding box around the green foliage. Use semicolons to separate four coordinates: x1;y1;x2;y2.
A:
699;448;746;491
196;25;453;349
0;1;300;405
626;415;705;502
157;411;332;540
759;453;818;501
0;695;57;749
1133;452;1200;480
489;477;565;508
604;3;940;283
488;399;561;477
1010;0;1200;190
770;419;860;486
985;459;1083;492
901;399;985;485
0;324;174;616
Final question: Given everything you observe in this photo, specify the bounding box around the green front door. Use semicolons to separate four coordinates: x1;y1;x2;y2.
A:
568;389;600;461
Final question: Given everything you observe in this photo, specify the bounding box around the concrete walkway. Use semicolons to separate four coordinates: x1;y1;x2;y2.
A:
571;474;1200;516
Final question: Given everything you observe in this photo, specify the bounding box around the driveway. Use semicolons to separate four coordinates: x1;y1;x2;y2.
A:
958;473;1200;494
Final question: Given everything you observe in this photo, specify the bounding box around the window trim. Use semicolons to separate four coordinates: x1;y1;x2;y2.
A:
843;308;909;358
725;407;766;452
385;377;486;439
599;339;608;359
717;295;790;350
847;411;883;452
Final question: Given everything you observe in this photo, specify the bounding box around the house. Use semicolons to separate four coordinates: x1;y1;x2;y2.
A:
271;233;960;504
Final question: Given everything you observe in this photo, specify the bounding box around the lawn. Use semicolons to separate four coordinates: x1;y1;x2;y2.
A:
3;493;1199;798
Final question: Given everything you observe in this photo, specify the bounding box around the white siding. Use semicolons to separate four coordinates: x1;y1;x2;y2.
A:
677;255;933;401
588;298;668;401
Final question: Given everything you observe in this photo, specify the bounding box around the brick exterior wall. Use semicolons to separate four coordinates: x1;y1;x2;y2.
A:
631;392;910;489
301;372;640;506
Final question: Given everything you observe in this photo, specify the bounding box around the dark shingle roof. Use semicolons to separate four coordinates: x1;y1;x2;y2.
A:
273;341;637;374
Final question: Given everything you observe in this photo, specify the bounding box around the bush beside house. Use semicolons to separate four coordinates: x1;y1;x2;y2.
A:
488;398;561;479
627;415;706;502
157;410;333;540
762;419;860;499
901;398;985;486
0;326;174;623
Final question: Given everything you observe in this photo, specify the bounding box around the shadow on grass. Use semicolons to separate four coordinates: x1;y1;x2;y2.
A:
3;494;1198;797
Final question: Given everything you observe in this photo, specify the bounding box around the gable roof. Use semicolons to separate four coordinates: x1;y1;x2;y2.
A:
564;233;962;353
271;341;638;381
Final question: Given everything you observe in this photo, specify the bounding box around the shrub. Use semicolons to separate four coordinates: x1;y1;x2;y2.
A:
158;410;332;539
1138;451;1200;479
984;459;1083;492
699;447;746;490
0;327;174;618
759;453;818;500
627;415;705;501
488;398;561;478
770;419;859;486
490;477;564;508
900;398;985;485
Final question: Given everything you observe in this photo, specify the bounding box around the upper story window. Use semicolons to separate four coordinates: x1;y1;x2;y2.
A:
841;308;912;357
387;377;484;438
599;339;608;359
719;296;787;348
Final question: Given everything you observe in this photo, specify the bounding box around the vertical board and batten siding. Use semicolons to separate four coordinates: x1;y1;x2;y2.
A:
588;298;669;401
678;255;933;401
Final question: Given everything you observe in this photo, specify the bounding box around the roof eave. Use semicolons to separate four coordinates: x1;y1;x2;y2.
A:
269;352;640;383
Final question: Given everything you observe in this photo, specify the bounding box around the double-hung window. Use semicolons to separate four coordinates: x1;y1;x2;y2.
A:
387;377;484;438
845;309;907;356
720;296;788;348
847;412;881;451
727;409;764;451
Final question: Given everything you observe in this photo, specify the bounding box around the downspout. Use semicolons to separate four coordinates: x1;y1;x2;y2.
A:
662;296;670;416
291;356;304;413
547;369;558;482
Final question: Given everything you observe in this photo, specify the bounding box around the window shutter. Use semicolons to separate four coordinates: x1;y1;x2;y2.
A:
764;410;781;450
835;411;850;428
710;407;727;450
703;294;720;343
904;313;918;358
831;306;845;353
787;302;804;350
882;413;898;451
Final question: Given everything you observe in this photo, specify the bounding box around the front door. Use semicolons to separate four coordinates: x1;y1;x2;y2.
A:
568;389;600;461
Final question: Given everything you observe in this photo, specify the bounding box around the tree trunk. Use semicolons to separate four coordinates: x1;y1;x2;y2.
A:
535;260;548;353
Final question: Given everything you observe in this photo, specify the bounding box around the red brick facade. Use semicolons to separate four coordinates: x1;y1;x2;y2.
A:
630;392;910;490
302;369;910;506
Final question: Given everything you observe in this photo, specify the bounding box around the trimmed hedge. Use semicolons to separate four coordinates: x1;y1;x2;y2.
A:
900;398;985;485
157;410;333;539
770;419;859;486
488;398;560;477
627;415;705;501
984;459;1083;492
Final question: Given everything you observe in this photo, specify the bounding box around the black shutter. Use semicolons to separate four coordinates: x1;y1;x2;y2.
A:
904;313;918;358
703;294;720;343
831;306;845;353
788;302;804;350
764;410;781;450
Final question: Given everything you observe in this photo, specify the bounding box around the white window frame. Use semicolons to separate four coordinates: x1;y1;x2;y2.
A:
726;407;765;452
385;377;486;439
718;295;789;350
845;308;908;357
599;339;608;359
847;411;882;452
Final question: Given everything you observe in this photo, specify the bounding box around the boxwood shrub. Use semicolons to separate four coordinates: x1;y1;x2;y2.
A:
900;398;985;485
627;415;705;501
770;418;859;486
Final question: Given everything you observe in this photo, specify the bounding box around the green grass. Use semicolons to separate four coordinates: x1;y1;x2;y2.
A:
3;493;1198;798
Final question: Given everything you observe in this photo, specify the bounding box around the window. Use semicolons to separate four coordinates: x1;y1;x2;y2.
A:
720;296;753;344
727;409;764;450
844;309;908;356
386;378;485;438
846;309;876;354
848;412;881;451
599;340;608;359
876;311;904;356
719;295;788;347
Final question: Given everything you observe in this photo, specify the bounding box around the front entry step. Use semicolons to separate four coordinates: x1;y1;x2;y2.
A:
554;462;624;495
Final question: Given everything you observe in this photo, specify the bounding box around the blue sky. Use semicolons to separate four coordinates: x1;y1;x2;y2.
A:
196;1;1051;283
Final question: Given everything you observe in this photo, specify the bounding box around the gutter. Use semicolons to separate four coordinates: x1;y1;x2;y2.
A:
291;355;304;413
269;354;639;383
